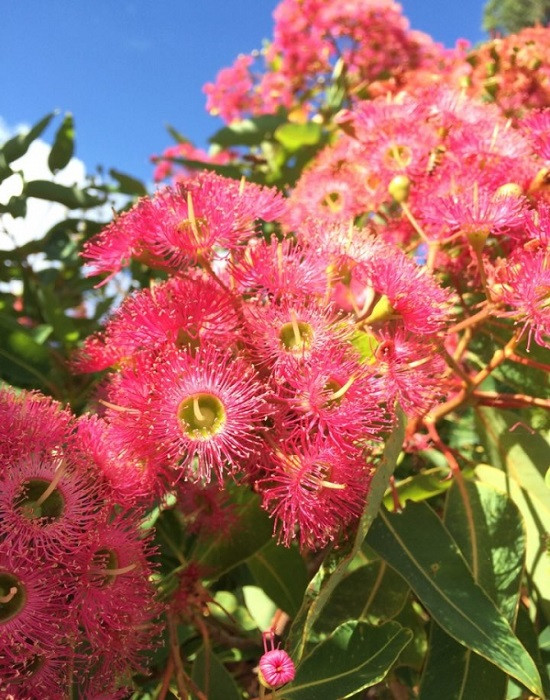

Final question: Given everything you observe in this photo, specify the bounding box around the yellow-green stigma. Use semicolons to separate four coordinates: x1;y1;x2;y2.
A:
178;393;227;440
279;319;314;352
0;572;25;622
16;478;65;522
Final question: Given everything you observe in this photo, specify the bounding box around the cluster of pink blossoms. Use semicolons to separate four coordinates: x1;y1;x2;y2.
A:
0;390;160;698
203;0;455;123
77;169;452;549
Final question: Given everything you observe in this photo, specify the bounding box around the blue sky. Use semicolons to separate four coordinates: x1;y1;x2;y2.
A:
2;1;487;183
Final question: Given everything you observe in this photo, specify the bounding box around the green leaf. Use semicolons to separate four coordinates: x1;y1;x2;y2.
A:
382;466;452;509
35;284;78;346
283;621;412;699
48;113;74;173
314;560;409;634
247;539;308;618
475;406;550;619
191;646;241;700
24;180;104;209
242;584;278;631
1;112;55;163
192;489;273;580
288;409;406;662
0;152;13;183
209;113;288;147
476;406;550;482
507;606;550;699
366;501;542;696
165;123;191;144
419;481;526;699
476;464;550;622
109;168;147;196
274;122;323;152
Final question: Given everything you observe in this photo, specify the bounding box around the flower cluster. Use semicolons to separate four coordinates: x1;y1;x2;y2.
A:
79;166;453;550
0;389;161;698
203;0;450;123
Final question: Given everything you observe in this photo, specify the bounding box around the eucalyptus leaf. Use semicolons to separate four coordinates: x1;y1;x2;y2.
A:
419;481;526;699
283;621;412;699
191;646;241;700
1;112;55;163
366;501;542;696
247;539;308;617
48;113;74;173
274;122;323;152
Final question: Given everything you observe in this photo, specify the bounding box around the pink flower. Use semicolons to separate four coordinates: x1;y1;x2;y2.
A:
0;452;105;558
73;275;239;372
109;344;271;483
259;436;371;549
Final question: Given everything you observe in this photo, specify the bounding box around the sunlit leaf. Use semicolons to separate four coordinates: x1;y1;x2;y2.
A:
366;501;542;696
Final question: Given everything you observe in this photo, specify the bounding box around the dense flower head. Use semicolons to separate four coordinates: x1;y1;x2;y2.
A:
204;0;447;122
0;388;162;695
464;26;550;117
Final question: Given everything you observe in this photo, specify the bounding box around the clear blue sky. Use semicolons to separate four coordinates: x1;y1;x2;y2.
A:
2;1;487;183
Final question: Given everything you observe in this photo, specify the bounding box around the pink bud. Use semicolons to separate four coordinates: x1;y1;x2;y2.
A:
259;648;296;689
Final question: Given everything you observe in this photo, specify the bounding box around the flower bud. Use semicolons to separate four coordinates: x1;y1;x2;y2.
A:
258;649;296;689
388;175;411;203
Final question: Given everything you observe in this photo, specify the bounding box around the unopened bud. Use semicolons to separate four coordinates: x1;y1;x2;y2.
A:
388;175;411;203
258;649;296;689
495;183;523;198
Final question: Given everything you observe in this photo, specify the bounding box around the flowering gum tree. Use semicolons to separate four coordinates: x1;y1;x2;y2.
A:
2;0;550;697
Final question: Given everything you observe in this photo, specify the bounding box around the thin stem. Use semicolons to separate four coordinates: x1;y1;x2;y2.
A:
447;305;491;335
473;391;550;410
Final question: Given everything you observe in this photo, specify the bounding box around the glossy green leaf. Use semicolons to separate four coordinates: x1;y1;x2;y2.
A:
1;112;55;163
476;407;550;483
366;502;542;696
109;168;147;196
242;584;278;631
210;113;287;147
288;409;405;662
382;466;452;509
419;481;526;699
24;180;104;209
476;464;550;621
193;490;273;580
48;113;74;173
274;122;323;152
191;646;241;700
314;560;409;634
247;539;308;618
506;606;550;699
283;621;412;699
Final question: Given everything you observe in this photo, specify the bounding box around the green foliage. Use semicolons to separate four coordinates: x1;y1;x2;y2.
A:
0;113;146;405
483;0;550;34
